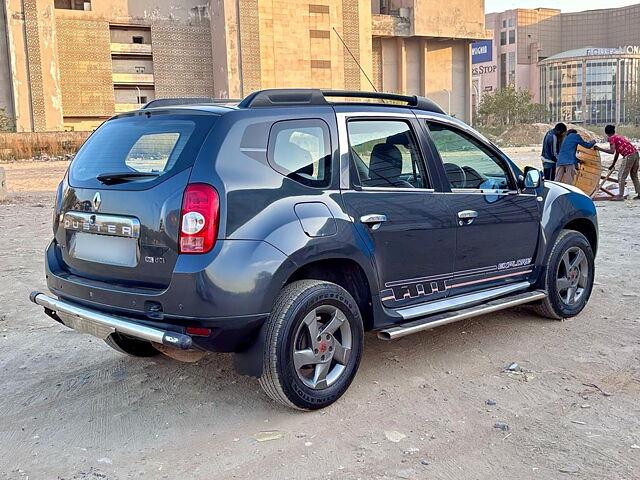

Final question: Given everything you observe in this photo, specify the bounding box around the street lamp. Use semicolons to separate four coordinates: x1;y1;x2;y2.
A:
135;85;142;105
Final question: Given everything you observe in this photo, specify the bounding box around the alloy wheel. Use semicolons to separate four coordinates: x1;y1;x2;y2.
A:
292;305;352;389
556;246;589;306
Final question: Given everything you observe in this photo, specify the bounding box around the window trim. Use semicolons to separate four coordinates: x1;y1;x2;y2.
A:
345;117;435;192
424;119;520;195
266;118;332;189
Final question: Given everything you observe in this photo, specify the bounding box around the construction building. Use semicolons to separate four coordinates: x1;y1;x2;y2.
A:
0;0;487;132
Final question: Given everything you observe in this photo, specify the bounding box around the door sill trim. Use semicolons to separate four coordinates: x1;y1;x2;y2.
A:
394;281;531;320
379;290;547;340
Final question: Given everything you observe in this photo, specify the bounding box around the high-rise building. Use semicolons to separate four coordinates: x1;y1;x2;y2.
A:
474;4;640;124
0;0;488;132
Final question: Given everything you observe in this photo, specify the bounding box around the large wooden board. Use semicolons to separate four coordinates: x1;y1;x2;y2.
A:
574;133;602;196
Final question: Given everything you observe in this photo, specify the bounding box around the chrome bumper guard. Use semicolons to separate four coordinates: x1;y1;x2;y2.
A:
29;292;193;350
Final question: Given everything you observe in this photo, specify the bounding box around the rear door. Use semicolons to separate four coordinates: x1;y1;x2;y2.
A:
54;111;217;288
338;111;457;309
424;120;540;296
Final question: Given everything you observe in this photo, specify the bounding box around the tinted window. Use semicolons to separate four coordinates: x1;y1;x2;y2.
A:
69;114;216;189
348;120;428;189
427;122;513;190
268;119;331;188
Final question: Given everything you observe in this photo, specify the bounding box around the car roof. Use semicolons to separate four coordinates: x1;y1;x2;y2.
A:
120;89;447;118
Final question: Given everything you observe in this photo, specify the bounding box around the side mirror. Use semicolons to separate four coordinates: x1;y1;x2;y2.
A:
523;167;543;189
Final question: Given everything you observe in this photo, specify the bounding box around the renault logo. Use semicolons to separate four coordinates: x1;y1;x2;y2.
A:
92;192;102;212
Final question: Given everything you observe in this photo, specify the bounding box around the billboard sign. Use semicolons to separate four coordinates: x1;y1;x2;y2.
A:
472;40;493;64
585;46;640;56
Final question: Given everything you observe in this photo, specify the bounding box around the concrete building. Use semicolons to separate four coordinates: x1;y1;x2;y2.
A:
0;0;487;132
473;4;640;123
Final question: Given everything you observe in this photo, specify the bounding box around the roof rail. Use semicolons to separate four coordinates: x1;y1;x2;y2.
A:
237;89;445;114
141;97;241;109
237;89;329;108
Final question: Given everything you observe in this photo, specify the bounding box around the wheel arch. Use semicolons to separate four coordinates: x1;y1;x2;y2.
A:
285;257;375;332
563;217;598;255
235;254;377;379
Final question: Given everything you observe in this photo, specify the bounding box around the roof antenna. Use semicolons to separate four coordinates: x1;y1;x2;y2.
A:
332;27;378;93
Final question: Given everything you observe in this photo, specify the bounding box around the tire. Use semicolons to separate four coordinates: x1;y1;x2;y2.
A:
533;229;595;320
259;280;364;410
105;332;161;357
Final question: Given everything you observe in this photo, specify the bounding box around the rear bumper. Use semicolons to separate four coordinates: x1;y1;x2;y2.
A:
30;292;194;349
30;291;267;352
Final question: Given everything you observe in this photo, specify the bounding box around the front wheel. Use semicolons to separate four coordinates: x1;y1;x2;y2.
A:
533;229;595;320
259;280;364;410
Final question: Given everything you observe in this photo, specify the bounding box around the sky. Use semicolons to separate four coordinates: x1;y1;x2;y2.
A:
486;0;638;12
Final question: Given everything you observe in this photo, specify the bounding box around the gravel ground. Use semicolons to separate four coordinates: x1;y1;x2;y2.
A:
0;153;639;480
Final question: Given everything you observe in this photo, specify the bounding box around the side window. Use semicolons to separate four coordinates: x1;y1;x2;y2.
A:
268;119;331;188
347;120;428;189
426;122;514;191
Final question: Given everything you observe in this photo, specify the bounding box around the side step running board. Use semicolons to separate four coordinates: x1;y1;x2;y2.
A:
378;290;546;341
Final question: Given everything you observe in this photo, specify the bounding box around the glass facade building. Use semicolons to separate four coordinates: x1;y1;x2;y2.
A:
540;47;640;124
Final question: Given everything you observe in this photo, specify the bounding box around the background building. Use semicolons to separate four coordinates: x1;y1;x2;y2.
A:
473;3;640;124
0;0;487;132
541;47;640;124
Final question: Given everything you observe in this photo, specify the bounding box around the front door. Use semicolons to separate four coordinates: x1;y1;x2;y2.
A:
425;120;540;297
339;115;457;309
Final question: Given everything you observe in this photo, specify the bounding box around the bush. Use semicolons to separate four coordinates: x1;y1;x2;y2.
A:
476;86;548;127
0;131;90;161
0;108;15;133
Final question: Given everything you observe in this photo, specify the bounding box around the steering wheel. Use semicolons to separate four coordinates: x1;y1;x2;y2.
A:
443;163;467;189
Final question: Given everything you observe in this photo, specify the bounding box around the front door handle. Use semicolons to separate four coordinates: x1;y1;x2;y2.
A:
360;214;387;230
457;210;478;225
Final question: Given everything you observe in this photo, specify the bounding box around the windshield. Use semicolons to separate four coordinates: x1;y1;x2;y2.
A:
69;113;216;189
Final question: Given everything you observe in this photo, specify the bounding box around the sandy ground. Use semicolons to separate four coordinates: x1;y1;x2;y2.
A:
1;153;639;480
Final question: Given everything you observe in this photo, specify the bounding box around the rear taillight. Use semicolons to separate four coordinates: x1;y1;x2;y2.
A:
179;184;219;254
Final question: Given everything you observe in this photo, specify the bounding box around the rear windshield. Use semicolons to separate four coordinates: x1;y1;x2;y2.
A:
69;113;216;189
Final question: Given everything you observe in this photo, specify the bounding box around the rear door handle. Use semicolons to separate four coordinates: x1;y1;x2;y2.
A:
360;214;387;230
457;210;478;225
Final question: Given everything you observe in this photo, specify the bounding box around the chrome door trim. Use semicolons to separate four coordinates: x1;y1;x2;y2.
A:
394;281;531;320
361;186;436;193
457;210;478;219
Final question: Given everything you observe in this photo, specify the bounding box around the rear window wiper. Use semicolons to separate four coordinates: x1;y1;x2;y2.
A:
96;172;160;185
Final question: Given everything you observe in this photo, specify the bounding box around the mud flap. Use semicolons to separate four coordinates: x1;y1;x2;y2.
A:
233;319;269;378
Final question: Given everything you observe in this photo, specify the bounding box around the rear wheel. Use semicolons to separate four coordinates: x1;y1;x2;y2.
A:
533;229;595;320
259;280;363;410
105;332;160;357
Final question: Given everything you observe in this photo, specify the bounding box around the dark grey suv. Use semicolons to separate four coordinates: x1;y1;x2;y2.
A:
31;89;598;409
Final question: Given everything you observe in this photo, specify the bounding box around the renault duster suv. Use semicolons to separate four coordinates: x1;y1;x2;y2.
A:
31;89;598;410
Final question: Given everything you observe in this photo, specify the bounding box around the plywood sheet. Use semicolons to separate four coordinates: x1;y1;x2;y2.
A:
574;133;602;196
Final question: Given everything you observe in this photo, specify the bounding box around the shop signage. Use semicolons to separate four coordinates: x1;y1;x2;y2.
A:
472;64;497;75
586;46;640;56
472;40;493;64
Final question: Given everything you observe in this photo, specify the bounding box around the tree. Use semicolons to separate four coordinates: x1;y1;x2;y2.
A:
476;86;548;127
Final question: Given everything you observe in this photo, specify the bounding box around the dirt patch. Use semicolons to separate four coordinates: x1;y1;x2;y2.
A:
0;162;639;479
498;123;600;146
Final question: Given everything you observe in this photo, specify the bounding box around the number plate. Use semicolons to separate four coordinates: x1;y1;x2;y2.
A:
70;232;138;267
